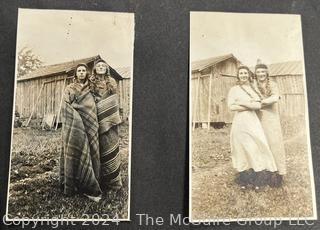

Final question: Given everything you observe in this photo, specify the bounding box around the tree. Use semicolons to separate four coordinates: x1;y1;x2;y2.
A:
17;47;43;78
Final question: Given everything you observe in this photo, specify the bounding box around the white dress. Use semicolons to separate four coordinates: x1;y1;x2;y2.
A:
228;85;277;172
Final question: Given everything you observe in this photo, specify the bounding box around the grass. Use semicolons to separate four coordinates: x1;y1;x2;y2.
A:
7;122;130;220
191;115;315;220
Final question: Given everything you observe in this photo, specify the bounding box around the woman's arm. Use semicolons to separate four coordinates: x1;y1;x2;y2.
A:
237;100;262;110
227;87;260;111
261;80;280;107
261;95;279;106
229;104;248;112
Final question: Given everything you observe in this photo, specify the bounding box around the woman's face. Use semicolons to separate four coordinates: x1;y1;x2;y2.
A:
95;62;107;75
256;68;268;82
238;68;249;83
76;66;87;80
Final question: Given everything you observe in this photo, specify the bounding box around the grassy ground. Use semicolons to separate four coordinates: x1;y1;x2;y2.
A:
7;122;130;220
191;116;315;220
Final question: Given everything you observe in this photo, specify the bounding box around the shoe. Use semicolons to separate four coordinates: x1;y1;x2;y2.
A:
269;173;283;188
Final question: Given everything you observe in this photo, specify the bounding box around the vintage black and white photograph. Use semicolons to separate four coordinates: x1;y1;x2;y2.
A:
6;8;134;220
189;12;317;221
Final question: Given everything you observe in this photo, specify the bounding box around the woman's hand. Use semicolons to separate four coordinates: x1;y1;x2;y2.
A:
261;95;279;107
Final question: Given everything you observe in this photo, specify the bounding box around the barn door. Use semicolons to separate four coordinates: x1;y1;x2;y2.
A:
41;77;68;128
209;74;236;123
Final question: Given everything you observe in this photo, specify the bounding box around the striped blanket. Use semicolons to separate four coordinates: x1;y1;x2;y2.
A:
96;94;122;134
96;93;122;189
60;90;102;197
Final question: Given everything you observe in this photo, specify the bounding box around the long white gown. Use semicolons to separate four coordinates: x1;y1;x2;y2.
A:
228;85;277;173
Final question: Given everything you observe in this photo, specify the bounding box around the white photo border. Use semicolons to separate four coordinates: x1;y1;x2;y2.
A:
5;8;135;222
188;11;317;223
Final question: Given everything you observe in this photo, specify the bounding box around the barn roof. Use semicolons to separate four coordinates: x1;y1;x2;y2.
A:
249;60;303;77
18;55;123;82
115;66;131;79
191;54;239;72
268;61;303;76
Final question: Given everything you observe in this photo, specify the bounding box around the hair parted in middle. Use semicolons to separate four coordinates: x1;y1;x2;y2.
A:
92;58;111;76
236;64;253;84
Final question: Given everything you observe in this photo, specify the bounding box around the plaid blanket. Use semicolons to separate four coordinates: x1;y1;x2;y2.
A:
60;89;102;196
96;93;122;189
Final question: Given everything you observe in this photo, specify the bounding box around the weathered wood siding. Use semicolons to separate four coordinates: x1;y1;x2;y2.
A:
191;58;238;124
16;74;131;122
118;78;131;121
273;74;305;117
15;74;70;120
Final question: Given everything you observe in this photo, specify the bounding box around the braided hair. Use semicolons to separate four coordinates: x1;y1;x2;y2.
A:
257;76;272;97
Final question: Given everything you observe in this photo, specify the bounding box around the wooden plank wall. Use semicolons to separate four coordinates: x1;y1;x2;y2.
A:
16;75;131;122
191;72;201;123
191;59;238;124
212;60;238;123
118;79;131;121
274;74;305;117
198;73;210;122
15;74;68;120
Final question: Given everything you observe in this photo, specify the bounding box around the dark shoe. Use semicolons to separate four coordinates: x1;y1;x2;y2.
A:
235;169;255;187
269;173;283;188
253;170;269;187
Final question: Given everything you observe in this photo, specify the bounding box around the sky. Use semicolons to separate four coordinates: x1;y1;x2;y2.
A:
17;9;134;68
190;12;304;67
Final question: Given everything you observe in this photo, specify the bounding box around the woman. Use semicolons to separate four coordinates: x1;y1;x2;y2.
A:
60;63;102;201
254;61;286;187
90;59;122;190
228;65;277;189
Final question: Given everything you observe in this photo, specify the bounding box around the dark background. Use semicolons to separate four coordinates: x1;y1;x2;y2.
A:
0;0;319;229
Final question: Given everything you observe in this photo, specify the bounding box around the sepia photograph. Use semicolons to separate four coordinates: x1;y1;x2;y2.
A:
6;8;134;221
189;12;317;221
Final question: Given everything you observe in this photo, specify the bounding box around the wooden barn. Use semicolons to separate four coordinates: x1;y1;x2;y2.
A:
15;55;131;127
191;54;241;128
266;60;305;118
191;54;305;129
113;66;132;121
